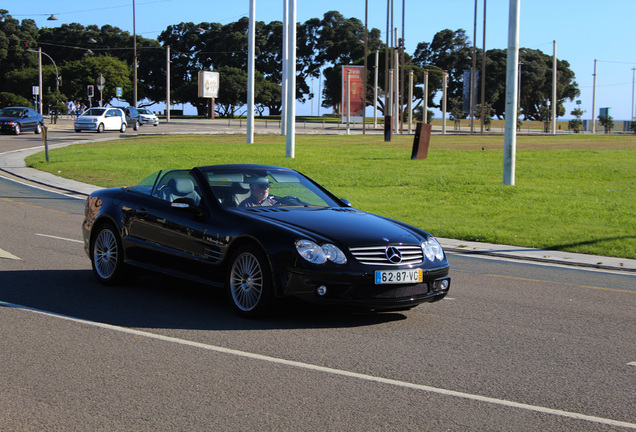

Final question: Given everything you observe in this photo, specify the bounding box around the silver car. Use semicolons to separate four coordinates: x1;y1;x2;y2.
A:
138;108;159;126
74;108;127;133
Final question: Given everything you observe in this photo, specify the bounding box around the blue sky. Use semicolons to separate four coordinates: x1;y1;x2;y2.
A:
10;0;636;120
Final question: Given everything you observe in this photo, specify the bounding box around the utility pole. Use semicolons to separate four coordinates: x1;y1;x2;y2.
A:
503;0;520;186
551;40;557;135
592;59;597;134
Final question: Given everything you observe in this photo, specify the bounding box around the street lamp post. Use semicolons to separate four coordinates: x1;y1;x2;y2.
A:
29;48;59;115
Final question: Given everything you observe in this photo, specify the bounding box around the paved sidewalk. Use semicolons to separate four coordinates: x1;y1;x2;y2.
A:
1;143;635;274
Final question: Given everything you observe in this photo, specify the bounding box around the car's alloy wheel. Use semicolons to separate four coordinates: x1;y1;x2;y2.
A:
35;123;42;134
14;124;20;135
133;121;139;131
228;247;272;317
97;123;104;133
120;122;127;133
91;222;125;284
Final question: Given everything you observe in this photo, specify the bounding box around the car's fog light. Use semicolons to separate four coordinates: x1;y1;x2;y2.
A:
433;279;450;292
317;285;327;296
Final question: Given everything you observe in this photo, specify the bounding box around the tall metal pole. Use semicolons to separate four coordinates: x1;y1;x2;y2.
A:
442;70;448;135
373;50;379;128
363;0;368;134
470;0;477;134
166;45;170;123
408;70;413;134
281;0;288;135
346;69;351;135
384;0;390;122
393;28;399;135
551;40;557;135
423;70;429;124
37;47;43;115
503;0;520;186
285;0;296;158
246;0;255;143
400;0;405;133
133;0;138;107
592;59;597;134
480;0;487;133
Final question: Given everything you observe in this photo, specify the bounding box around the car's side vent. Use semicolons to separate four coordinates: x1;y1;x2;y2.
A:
204;247;223;263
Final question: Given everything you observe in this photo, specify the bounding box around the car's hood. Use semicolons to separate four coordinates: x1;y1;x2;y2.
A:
247;206;425;246
0;116;19;121
75;116;101;121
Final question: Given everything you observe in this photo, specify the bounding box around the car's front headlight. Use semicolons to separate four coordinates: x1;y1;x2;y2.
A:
422;237;445;261
295;239;347;264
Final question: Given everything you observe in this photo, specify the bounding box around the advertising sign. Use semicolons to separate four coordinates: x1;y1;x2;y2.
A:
341;65;365;122
198;71;220;98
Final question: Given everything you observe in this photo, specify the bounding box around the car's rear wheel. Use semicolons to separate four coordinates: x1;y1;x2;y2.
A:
120;122;127;133
14;124;21;135
227;246;273;318
97;123;104;133
91;222;126;285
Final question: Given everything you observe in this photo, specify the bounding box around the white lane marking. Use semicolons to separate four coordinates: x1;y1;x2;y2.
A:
0;248;21;260
35;233;83;244
1;300;635;430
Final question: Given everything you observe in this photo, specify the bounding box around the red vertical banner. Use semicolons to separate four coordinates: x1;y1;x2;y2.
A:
341;65;365;121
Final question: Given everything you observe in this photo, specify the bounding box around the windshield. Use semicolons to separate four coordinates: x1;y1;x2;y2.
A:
0;108;24;117
138;108;153;114
82;108;106;116
202;167;342;209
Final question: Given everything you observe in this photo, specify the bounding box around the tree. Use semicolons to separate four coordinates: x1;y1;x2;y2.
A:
412;29;473;110
484;48;579;120
59;55;132;106
0;91;32;107
0;10;39;94
598;114;614;134
568;107;584;133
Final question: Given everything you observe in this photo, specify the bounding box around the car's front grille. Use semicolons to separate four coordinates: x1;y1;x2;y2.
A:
349;244;423;266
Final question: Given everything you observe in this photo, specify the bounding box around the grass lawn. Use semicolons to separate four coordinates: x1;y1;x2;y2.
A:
26;133;636;259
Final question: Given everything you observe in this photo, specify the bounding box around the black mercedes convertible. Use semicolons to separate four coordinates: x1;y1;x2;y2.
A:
82;164;450;317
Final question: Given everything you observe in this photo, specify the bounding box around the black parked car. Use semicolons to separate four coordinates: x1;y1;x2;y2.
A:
0;107;44;135
82;164;451;317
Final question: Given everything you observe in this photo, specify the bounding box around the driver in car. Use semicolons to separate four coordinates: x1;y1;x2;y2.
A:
239;177;277;207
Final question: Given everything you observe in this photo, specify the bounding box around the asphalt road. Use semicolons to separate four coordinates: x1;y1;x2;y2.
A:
1;174;635;431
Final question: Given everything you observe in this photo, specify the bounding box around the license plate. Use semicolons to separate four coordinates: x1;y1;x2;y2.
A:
375;269;423;284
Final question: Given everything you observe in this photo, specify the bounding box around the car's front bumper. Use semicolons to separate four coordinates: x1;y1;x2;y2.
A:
139;117;159;125
280;264;451;310
0;123;18;133
74;122;97;130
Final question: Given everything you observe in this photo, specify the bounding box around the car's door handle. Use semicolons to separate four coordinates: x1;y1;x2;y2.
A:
134;207;148;216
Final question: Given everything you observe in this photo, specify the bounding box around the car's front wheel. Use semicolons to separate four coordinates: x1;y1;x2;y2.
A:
133;120;139;131
227;246;273;318
97;123;104;133
91;222;126;285
35;123;42;134
14;124;21;135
